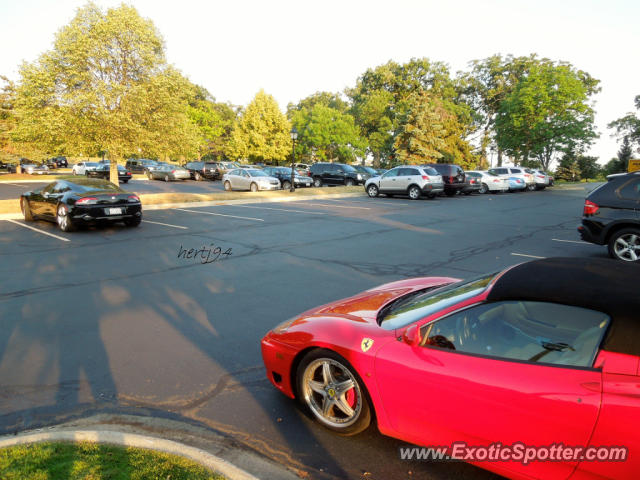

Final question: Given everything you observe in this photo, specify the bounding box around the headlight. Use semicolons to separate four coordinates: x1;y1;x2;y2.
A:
356;173;362;180
272;317;298;333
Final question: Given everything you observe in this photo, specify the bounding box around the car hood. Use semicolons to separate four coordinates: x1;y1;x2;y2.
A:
301;276;458;324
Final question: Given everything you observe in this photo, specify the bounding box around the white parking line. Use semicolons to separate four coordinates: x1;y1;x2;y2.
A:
5;219;70;242
228;205;325;215
175;208;264;222
511;253;546;259
2;183;30;187
552;238;590;245
301;202;371;210
142;220;188;229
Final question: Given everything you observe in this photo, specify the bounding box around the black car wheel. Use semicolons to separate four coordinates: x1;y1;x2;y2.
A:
282;180;291;190
250;182;258;192
345;178;355;187
313;177;322;188
147;172;153;180
297;349;371;436
164;174;170;182
21;198;34;221
366;184;379;197
608;228;640;262
195;172;202;181
479;183;488;194
408;185;421;200
122;180;128;183
527;183;536;191
56;204;75;232
224;181;232;191
124;216;142;227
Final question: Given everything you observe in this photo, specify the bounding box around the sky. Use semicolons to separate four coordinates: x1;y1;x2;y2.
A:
1;0;638;165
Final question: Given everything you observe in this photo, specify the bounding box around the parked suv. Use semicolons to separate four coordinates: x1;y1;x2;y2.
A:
423;163;466;196
309;162;364;187
365;165;444;199
578;172;640;262
46;156;68;168
126;158;158;173
183;161;221;180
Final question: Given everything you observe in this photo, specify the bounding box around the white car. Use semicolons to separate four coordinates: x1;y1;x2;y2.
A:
465;170;509;194
22;163;49;175
489;167;536;191
72;162;99;175
364;165;444;199
222;168;281;192
528;169;550;190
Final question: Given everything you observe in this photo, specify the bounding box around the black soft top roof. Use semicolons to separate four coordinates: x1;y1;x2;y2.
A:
488;257;640;357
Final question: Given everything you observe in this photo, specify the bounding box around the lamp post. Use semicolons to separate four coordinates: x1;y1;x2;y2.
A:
289;127;298;192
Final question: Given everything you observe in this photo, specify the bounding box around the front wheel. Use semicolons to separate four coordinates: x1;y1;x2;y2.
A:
250;182;258;192
366;184;379;197
608;228;640;262
408;185;421;200
345;178;355;187
297;350;371;436
479;183;488;194
164;174;170;182
526;183;536;191
282;180;291;190
56;203;75;232
195;172;202;181
21;198;34;221
313;177;322;188
224;181;232;191
147;172;153;180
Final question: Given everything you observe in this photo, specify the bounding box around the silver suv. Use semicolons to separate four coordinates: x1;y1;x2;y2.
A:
365;166;444;200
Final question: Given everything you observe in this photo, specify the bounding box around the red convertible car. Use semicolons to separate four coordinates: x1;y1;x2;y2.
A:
261;258;639;480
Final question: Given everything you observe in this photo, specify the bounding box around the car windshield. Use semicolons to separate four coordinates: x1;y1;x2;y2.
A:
341;164;356;172
466;172;480;177
70;180;122;191
248;169;268;177
86;162;98;167
378;272;499;330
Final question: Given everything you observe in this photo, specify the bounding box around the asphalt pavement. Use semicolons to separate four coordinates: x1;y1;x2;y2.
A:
0;184;603;480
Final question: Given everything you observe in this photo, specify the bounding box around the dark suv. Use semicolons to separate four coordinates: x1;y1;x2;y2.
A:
578;172;640;262
184;161;221;180
126;158;158;173
423;164;467;196
309;163;363;187
46;156;68;168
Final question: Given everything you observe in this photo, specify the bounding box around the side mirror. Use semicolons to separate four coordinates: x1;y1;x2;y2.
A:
402;324;422;346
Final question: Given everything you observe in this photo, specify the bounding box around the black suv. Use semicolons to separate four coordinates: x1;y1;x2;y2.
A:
309;162;363;187
423;163;467;196
578;172;640;262
126;158;159;173
46;156;68;168
184;161;221;180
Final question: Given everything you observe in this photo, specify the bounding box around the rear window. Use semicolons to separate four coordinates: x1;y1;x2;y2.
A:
422;167;439;176
618;178;640;200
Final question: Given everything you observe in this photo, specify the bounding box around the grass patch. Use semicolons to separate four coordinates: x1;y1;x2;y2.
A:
0;441;224;480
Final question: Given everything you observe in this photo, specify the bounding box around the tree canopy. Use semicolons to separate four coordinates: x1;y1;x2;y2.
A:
608;95;640;153
11;2;201;183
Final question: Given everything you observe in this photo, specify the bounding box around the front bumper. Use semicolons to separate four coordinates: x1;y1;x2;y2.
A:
258;183;281;191
261;333;298;399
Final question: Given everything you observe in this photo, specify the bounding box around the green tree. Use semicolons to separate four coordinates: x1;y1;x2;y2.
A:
494;61;600;171
348;58;466;167
289;104;365;163
555;157;581;181
186;84;237;160
608;95;640;152
604;135;633;175
287;91;349;115
0;76;17;162
11;3;200;184
227;90;291;164
576;155;601;180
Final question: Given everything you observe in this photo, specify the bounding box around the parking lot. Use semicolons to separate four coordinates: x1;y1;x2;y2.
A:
0;184;604;480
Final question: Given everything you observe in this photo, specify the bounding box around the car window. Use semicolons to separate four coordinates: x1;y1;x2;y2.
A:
511;168;522;173
400;168;420;176
248;169;267;177
617;178;640;200
420;301;609;368
379;272;498;330
382;168;400;178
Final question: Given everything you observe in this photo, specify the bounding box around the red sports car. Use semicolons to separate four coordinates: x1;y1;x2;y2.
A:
261;257;639;480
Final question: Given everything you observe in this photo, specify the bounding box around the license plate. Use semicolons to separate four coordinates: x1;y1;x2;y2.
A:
107;207;122;215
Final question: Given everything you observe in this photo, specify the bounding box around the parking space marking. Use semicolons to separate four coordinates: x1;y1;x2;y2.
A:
301;202;371;210
175;208;264;222
511;253;546;259
552;238;591;245
2;183;29;187
141;220;188;229
4;219;70;242
322;199;411;206
228;205;326;215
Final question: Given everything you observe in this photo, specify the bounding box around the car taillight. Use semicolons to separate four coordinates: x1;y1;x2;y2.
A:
583;200;599;215
76;197;97;205
537;175;545;179
422;175;428;180
171;170;176;174
128;195;140;203
493;179;500;183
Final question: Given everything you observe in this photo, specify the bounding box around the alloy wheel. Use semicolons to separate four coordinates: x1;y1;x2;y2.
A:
613;232;640;261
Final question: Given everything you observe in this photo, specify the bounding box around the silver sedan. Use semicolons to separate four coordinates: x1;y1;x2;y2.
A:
148;164;191;181
222;169;281;192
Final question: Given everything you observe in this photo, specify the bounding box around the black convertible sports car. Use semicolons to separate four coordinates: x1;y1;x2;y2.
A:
20;178;142;232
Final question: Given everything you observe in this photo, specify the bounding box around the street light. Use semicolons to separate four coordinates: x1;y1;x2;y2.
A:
289;127;298;192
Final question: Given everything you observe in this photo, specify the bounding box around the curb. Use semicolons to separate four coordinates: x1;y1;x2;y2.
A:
0;430;258;480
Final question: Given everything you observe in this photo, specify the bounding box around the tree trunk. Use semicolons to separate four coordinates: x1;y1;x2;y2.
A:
497;148;503;167
373;151;381;169
109;157;119;186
